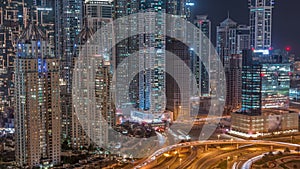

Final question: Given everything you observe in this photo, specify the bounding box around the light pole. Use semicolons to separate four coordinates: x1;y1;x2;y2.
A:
218;134;220;141
226;156;230;169
179;158;182;165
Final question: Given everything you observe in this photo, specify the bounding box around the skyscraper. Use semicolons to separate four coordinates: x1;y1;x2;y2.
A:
85;0;113;31
71;0;114;149
138;2;166;113
0;0;27;114
241;50;290;115
15;22;61;168
113;0;139;115
216;16;250;112
230;50;298;138
225;54;242;112
248;0;274;50
71;25;95;149
193;15;211;96
216;16;237;66
216;16;250;66
55;0;83;140
0;0;56;113
113;0;168;117
72;33;111;149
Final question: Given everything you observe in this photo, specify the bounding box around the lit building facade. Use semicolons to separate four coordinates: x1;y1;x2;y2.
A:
0;0;27;113
216;17;250;112
15;22;61;168
85;0;113;31
217;16;238;66
260;63;290;109
290;59;300;102
240;50;262;115
113;0;140;115
217;17;250;66
113;0;191;118
248;0;274;50
225;54;242;113
241;50;290;115
55;0;83;140
0;0;56;112
72;54;110;149
230;49;297;137
137;3;166;113
71;0;114;149
71;25;95;149
164;1;193;118
166;40;190;119
231;111;298;138
193;15;211;96
236;25;251;54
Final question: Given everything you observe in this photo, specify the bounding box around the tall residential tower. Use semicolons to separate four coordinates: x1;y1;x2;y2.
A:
216;16;250;112
55;0;83;140
71;0;114;149
248;0;274;50
15;22;61;168
193;15;211;96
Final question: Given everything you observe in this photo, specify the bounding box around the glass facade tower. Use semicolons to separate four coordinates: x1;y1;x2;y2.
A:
241;50;290;115
113;0;190;118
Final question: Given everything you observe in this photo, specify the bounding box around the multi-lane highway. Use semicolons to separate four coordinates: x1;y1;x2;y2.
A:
134;140;300;169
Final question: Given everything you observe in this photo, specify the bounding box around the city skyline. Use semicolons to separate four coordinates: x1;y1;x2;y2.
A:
193;0;300;56
0;0;299;168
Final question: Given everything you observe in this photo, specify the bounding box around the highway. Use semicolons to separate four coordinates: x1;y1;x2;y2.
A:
241;154;264;169
134;140;300;169
175;147;198;169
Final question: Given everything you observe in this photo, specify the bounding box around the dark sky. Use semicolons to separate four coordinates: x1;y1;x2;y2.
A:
193;0;300;56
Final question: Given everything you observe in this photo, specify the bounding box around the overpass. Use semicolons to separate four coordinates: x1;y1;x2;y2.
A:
134;140;300;169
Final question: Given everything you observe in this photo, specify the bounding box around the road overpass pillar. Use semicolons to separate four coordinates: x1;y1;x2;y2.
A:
205;144;208;151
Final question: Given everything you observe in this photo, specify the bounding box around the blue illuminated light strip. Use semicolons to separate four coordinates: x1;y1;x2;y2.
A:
186;2;194;6
38;59;48;73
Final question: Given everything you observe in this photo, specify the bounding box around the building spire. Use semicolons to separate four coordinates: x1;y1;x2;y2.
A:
227;11;230;19
17;7;46;45
76;16;94;46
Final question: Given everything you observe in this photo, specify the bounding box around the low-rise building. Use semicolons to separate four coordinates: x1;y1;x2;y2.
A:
230;110;298;138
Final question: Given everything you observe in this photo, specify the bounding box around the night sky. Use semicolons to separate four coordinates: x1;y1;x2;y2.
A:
193;0;300;56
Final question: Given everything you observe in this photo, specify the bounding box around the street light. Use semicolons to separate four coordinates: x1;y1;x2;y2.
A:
179;158;182;165
217;134;220;141
226;156;230;169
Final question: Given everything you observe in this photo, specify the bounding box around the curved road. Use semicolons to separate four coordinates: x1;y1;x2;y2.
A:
135;140;300;169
